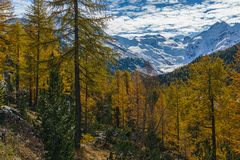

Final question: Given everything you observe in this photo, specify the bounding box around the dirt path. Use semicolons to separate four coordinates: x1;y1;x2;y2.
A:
81;142;110;160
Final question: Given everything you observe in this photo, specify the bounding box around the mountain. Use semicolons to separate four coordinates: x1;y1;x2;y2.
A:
11;18;240;75
112;22;240;74
110;34;186;74
159;43;240;84
186;22;240;58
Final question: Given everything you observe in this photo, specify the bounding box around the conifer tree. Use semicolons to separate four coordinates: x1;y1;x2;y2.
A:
228;51;240;154
114;70;121;128
167;83;180;154
79;27;114;131
24;51;35;109
7;21;27;108
144;76;159;133
48;1;112;156
25;0;55;109
0;0;12;79
155;89;167;147
132;71;145;129
165;81;187;158
40;55;74;160
189;56;228;160
0;0;12;40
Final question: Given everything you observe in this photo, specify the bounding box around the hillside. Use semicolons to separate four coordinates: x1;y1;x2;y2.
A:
0;106;43;160
159;43;240;84
0;106;112;160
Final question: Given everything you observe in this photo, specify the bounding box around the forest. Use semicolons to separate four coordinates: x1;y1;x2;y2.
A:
0;0;240;160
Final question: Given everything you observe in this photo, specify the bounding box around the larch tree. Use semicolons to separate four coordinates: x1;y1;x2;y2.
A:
189;56;228;160
24;45;35;109
79;28;113;131
144;76;159;133
0;0;12;42
7;21;27;109
0;0;12;79
166;81;182;157
112;70;127;128
122;71;131;127
114;70;122;128
228;51;240;155
131;71;145;130
48;0;111;158
165;80;192;159
25;0;55;109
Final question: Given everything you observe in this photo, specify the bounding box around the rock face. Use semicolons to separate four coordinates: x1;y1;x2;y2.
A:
0;106;35;134
0;106;22;123
0;106;44;160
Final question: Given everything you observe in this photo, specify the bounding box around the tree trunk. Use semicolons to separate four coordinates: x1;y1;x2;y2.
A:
208;71;216;160
29;77;32;109
121;102;124;127
176;93;180;159
211;96;217;160
142;101;147;136
136;78;140;128
121;86;125;127
35;53;39;107
85;75;88;132
34;19;40;108
28;58;33;110
161;110;165;146
115;106;120;128
16;43;20;108
74;0;82;159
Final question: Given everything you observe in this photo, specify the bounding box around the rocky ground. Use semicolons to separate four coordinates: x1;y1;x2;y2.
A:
0;106;44;160
0;106;111;160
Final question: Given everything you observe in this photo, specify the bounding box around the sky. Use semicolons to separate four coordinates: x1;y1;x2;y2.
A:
13;0;30;16
13;0;240;38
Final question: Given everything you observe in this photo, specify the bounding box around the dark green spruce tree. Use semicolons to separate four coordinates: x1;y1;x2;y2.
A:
40;55;74;160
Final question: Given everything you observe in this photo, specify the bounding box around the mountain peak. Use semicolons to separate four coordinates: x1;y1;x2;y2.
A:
209;21;229;30
112;22;240;74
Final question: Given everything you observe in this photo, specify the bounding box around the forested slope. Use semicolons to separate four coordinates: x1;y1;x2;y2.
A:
159;43;240;84
1;0;240;160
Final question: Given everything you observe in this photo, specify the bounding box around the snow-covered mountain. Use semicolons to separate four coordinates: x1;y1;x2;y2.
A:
111;22;240;74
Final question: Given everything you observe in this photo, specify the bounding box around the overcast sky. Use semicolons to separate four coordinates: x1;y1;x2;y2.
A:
13;0;240;38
